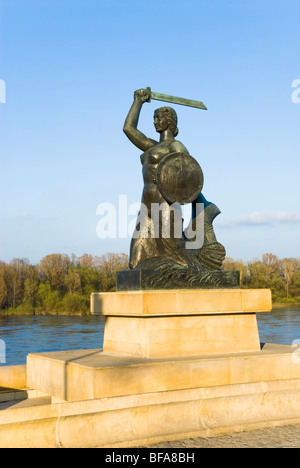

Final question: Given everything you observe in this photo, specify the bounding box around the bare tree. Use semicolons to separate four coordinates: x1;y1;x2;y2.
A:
282;259;295;297
94;253;129;277
78;254;94;268
4;261;24;308
65;268;82;294
0;265;7;308
39;254;70;290
262;253;279;276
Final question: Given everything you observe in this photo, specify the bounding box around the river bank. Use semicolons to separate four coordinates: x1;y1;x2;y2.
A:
272;301;300;308
0;310;91;317
1;301;300;317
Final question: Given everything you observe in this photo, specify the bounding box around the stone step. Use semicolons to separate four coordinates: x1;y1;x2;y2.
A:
0;386;52;411
0;394;52;411
0;387;29;404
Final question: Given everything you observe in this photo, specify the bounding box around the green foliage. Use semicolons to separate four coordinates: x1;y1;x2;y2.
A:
0;253;129;315
0;252;299;315
62;294;90;315
223;254;300;304
23;277;39;307
36;283;62;312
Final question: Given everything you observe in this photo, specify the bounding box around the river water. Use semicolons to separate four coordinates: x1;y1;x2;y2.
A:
0;315;105;366
0;308;300;366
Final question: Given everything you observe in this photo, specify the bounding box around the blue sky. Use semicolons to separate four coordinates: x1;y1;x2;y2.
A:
0;0;299;264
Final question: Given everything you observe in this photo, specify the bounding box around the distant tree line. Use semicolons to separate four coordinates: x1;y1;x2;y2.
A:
223;253;300;304
0;252;299;315
0;253;129;315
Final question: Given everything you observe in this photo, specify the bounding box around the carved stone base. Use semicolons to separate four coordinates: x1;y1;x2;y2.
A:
117;268;240;291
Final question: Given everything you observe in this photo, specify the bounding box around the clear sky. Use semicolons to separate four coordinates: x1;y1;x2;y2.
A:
0;0;299;264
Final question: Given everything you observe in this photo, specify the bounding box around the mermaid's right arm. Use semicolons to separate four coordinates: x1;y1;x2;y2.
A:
123;89;157;152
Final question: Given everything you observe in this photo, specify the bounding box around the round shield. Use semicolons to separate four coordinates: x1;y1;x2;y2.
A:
156;152;204;204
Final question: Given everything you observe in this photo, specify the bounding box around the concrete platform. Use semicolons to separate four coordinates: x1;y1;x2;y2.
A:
1;343;300;447
26;343;300;403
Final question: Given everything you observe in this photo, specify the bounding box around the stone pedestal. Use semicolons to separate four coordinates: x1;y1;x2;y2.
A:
90;289;271;358
9;287;299;449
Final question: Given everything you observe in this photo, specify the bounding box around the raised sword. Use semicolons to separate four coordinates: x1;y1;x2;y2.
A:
146;87;207;110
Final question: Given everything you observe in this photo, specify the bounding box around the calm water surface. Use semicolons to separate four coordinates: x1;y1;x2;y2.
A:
0;308;300;366
257;307;300;346
0;315;105;366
